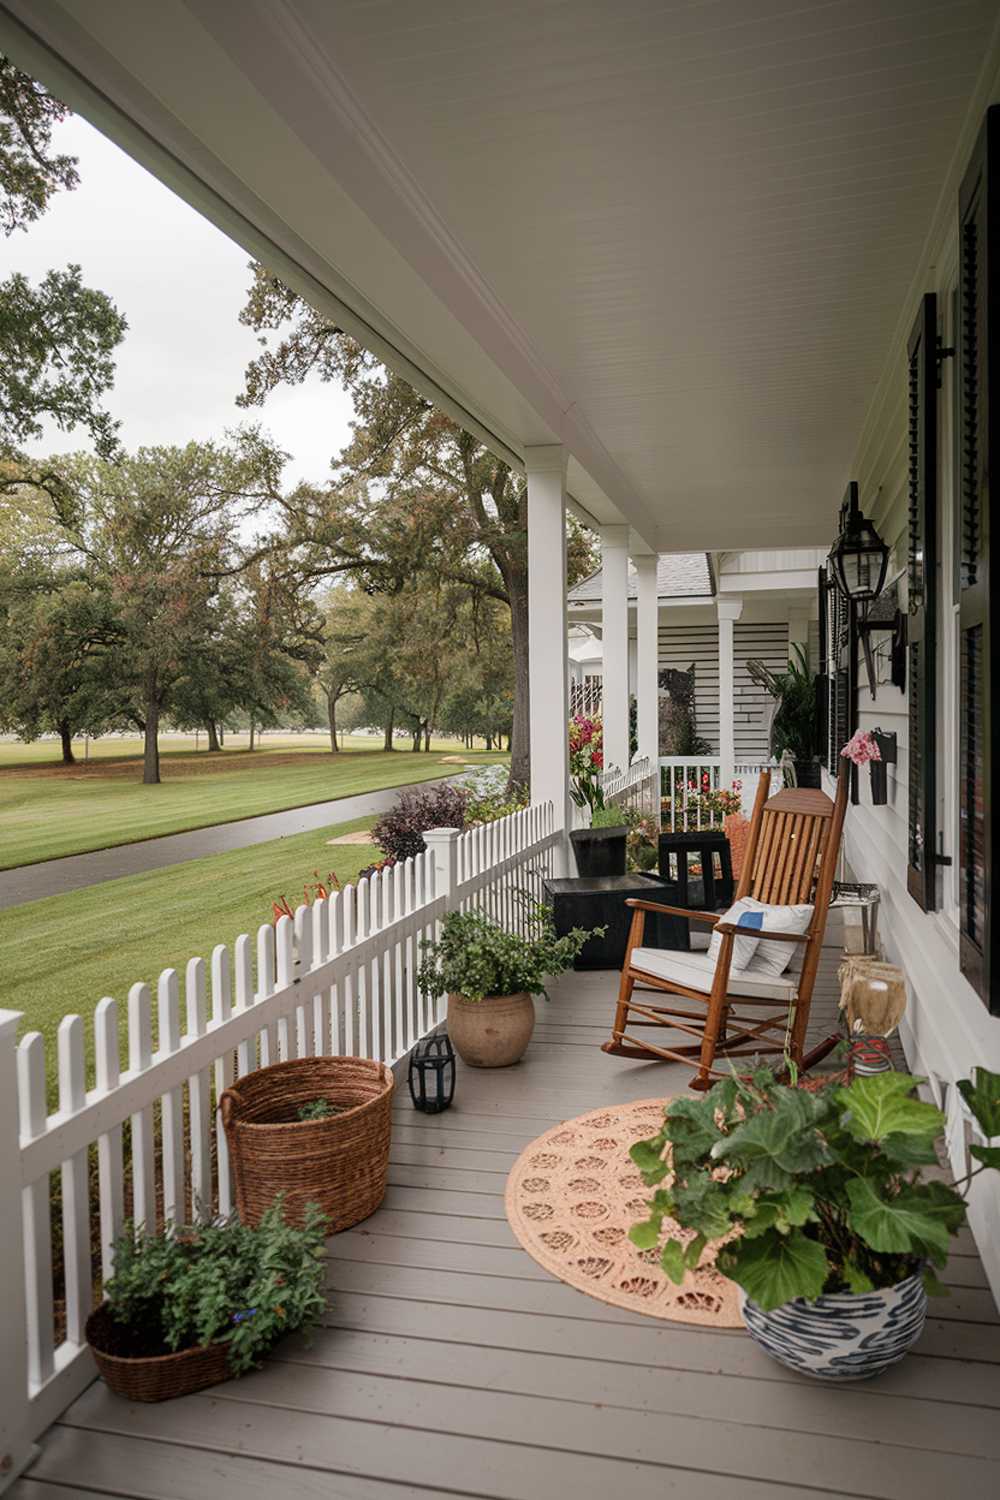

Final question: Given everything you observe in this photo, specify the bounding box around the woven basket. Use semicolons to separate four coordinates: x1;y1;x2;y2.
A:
219;1056;394;1232
86;1303;230;1402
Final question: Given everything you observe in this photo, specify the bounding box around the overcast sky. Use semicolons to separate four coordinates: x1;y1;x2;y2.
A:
3;113;355;484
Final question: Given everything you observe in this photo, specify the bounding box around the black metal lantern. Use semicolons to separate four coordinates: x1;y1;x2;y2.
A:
408;1033;456;1113
829;482;890;606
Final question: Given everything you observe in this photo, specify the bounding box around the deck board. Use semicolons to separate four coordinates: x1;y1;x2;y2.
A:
16;956;1000;1500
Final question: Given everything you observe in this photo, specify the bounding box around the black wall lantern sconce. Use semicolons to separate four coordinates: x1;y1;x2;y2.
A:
408;1033;456;1113
829;482;890;607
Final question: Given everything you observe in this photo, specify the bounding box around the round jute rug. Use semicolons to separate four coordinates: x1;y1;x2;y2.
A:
504;1098;743;1329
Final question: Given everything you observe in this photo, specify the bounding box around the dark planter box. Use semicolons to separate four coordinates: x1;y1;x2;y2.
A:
570;825;628;877
543;873;688;970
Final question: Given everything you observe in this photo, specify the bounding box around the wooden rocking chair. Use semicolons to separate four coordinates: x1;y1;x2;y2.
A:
602;760;850;1089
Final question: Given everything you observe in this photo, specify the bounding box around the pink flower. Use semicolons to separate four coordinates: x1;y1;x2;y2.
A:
841;729;881;766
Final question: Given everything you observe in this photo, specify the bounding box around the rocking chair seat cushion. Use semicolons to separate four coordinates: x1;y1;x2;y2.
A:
629;947;798;1003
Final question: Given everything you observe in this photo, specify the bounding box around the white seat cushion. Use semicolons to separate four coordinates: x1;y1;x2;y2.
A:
630;947;798;1003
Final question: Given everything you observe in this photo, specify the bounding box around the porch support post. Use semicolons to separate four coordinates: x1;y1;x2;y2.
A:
717;595;743;788
601;524;630;772
634;553;659;767
526;445;570;868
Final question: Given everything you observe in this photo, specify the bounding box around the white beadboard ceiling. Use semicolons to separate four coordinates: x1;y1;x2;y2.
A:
2;0;998;549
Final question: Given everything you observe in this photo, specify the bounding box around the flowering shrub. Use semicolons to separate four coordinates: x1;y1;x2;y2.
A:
627;813;659;872
841;729;882;766
569;714;606;814
372;782;469;861
460;764;529;824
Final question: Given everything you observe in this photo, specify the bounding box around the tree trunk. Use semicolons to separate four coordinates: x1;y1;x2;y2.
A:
206;721;221;753
423;722;432;752
326;690;339;752
383;709;395;751
410;722;421;752
248;719;256;751
143;678;161;785
508;575;530;789
58;718;75;765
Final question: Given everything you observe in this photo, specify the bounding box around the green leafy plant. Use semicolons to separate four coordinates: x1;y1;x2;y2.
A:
104;1198;328;1374
417;907;602;1003
296;1098;333;1121
629;1066;1000;1312
590;804;626;829
749;643;818;763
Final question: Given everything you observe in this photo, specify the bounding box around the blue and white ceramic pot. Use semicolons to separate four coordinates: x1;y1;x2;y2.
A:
740;1273;927;1381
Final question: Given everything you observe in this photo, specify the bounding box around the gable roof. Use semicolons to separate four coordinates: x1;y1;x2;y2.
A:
567;553;714;605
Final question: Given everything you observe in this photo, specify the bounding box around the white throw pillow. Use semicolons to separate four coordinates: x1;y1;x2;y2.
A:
707;898;768;972
746;903;814;978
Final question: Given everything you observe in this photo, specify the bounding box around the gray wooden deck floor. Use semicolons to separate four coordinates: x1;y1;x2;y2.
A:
15;950;1000;1500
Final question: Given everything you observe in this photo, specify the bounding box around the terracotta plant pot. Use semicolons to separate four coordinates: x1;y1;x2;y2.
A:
447;991;535;1067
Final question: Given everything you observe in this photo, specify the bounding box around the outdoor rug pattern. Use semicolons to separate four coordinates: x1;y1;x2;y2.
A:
505;1098;743;1328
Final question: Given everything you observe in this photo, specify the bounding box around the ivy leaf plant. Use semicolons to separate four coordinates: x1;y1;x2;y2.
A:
628;1066;1000;1313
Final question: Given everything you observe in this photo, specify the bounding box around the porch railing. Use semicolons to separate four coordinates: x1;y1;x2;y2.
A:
568;679;602;718
659;757;785;830
0;803;558;1486
600;755;659;824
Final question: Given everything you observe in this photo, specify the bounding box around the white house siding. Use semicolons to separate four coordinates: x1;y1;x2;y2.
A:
837;49;1000;1302
657;621;787;762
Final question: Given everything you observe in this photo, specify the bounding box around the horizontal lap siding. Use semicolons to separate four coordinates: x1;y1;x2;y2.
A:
735;623;789;763
658;622;789;761
657;625;720;752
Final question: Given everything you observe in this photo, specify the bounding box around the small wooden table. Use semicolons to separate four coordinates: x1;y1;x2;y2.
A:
657;830;734;912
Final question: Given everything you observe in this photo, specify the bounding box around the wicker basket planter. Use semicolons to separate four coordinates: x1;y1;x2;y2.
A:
220;1056;394;1232
85;1303;231;1402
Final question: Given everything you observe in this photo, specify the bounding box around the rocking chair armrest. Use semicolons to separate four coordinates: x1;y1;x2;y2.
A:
624;899;720;925
715;922;809;945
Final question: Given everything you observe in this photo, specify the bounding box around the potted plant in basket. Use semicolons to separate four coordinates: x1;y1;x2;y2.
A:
568;714;628;876
629;1065;1000;1381
86;1198;327;1402
418;907;598;1067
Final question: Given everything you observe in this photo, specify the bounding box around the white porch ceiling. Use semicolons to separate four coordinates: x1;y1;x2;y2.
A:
2;0;997;550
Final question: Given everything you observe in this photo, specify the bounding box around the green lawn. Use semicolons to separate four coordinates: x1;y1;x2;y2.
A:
0;746;506;869
2;816;384;1099
0;731;478;768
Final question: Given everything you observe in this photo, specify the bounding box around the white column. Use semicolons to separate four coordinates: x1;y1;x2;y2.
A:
717;596;744;788
601;524;630;773
526;446;570;867
634;553;659;768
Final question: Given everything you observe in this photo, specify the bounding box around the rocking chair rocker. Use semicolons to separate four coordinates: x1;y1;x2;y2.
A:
602;760;850;1089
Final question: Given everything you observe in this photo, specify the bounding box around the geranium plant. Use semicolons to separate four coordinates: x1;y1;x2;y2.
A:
417;907;600;1002
568;714;606;814
841;729;882;766
628;1066;1000;1312
103;1198;327;1374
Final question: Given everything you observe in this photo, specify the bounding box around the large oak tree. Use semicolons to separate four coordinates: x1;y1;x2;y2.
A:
237;265;595;788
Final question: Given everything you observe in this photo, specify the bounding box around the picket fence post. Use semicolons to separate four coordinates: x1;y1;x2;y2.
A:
0;1009;37;1493
423;827;459;1026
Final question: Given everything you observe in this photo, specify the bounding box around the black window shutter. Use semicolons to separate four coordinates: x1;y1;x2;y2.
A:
817;567;830;767
906;293;938;911
957;107;1000;1014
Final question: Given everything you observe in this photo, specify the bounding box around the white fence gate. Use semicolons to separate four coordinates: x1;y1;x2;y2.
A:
0;804;558;1487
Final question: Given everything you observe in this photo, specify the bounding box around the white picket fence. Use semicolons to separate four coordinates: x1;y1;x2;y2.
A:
0;804;558;1485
